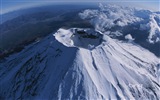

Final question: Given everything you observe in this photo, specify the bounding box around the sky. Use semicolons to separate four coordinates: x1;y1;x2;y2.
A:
0;0;159;14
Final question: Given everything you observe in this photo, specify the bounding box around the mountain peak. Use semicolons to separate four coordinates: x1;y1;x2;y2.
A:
54;28;103;50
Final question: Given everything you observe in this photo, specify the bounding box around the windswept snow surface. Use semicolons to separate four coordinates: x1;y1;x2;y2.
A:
79;3;160;43
0;28;160;100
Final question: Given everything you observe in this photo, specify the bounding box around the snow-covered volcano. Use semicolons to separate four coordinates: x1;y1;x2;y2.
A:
0;28;159;100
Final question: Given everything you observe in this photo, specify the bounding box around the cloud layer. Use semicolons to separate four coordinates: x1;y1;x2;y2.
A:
79;3;160;43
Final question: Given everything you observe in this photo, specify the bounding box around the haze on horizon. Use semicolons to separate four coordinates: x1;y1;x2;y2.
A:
0;0;159;14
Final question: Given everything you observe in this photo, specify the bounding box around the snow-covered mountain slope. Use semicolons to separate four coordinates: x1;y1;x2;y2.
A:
0;28;159;100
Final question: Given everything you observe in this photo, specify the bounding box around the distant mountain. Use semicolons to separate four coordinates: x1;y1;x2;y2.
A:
0;28;159;99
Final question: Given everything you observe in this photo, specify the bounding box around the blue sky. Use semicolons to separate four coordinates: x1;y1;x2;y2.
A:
0;0;159;14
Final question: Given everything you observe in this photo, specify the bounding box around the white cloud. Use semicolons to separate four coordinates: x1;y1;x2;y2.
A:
79;3;160;43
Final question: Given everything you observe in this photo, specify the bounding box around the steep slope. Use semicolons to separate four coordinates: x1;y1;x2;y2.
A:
0;28;160;100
